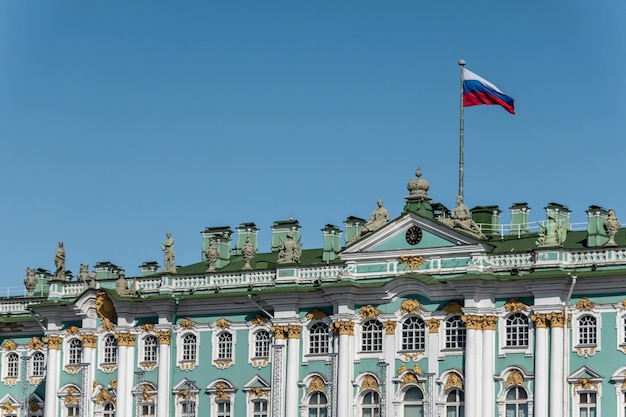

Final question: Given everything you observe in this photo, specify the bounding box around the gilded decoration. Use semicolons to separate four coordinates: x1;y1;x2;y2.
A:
287;325;301;339
530;313;548;328
399;255;426;272
114;332;136;347
576;298;595;311
29;401;41;412
506;370;525;387
65;365;81;375
65;387;79;404
66;325;80;336
271;326;289;339
2;340;17;351
44;335;62;350
308;376;326;393
2;402;16;414
250;387;266;398
330;320;354;336
461;315;482;330
141;385;155;402
400;352;423;362
179;318;195;330
426;319;441;333
28;337;44;351
96;291;117;321
79;333;97;348
359;305;380;319
397;363;406;376
383;320;397;335
481;315;498;330
547;312;565;328
621;300;626;311
400;299;421;315
139;362;157;372
141;323;155;333
215;382;231;400
444;373;463;390
402;372;417;385
101;318;115;332
180;361;195;371
155;330;171;345
251;359;268;368
577;347;596;357
215;318;231;329
505;298;528;312
305;308;327;321
250;314;267;326
413;362;423;376
443;302;463;315
360;375;379;392
3;377;17;387
96;388;114;405
575;378;597;391
214;359;233;369
110;380;117;390
178;389;192;400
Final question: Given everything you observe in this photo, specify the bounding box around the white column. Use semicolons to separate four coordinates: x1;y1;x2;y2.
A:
285;325;301;417
383;320;396;417
80;334;97;417
531;314;549;417
463;316;482;417
156;330;172;417
426;319;441;378
481;317;497;417
549;312;565;417
43;335;62;417
271;327;288;417
115;332;136;417
334;321;354;417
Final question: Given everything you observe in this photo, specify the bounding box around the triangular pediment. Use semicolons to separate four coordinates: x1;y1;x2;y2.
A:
568;366;603;381
341;213;492;261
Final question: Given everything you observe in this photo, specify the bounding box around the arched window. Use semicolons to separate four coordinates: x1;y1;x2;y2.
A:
361;391;380;417
403;386;424;417
505;386;528;417
142;335;158;363
181;334;197;362
402;316;425;351
31;351;46;377
309;322;330;355
217;332;233;360
445;316;466;349
102;402;115;417
307;391;328;417
6;352;19;378
254;330;270;359
505;313;529;347
102;334;118;364
578;315;597;346
252;399;268;417
68;339;83;365
445;388;464;417
362;320;383;352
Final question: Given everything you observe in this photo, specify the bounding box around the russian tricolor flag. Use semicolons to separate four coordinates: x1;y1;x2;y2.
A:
463;68;515;114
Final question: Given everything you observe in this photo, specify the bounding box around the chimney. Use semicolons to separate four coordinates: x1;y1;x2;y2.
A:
322;224;342;262
509;203;530;237
201;226;233;269
271;219;300;252
235;223;259;256
586;205;609;248
470;205;501;237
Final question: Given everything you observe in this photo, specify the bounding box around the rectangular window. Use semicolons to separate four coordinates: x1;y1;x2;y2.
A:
253;400;268;417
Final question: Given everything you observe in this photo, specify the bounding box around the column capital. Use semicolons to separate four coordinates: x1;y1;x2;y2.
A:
383;320;397;335
79;333;97;348
547;312;565;328
461;315;483;330
287;325;301;339
44;335;63;350
530;313;549;328
155;330;171;345
426;319;441;333
271;325;289;339
481;315;498;330
114;332;137;347
330;320;355;336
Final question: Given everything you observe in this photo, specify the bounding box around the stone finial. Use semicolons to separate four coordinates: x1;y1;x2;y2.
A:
604;209;621;247
406;167;431;201
161;232;176;273
242;236;256;270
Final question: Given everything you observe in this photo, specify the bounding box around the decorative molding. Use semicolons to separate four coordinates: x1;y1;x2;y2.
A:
506;369;525;387
140;323;155;333
574;377;598;391
66;325;80;336
305;308;327;321
504;298;528;312
155;330;171;345
215;318;231;329
114;332;136;347
214;360;233;369
271;326;288;339
179;318;195;330
576;297;595;311
79;333;97;348
360;375;379;392
27;337;44;351
65;387;79;404
576;347;596;357
426;319;441;333
287;325;301;339
44;335;63;350
2;340;17;351
359;305;380;319
308;376;326;393
530;313;548;328
399;255;425;272
330;320;354;336
101;318;115;332
461;315;482;330
547;312;565;328
481;315;498;330
383;320;396;335
400;299;421;315
444;372;463;390
96;388;115;405
443;301;463;315
96;291;117;321
250;314;268;326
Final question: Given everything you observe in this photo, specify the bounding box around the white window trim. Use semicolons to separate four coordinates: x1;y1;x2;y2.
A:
356;318;384;360
29;350;47;381
497;312;533;357
440;315;466;356
176;330;199;371
2;350;21;384
133;382;157;417
616;312;626;354
302;319;332;360
63;337;83;373
206;380;236;417
98;333;118;373
212;329;236;369
248;327;271;368
572;310;602;356
396;314;427;358
138;334;159;371
571;385;601;417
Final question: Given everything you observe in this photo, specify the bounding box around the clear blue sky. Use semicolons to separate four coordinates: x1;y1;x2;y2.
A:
1;1;625;289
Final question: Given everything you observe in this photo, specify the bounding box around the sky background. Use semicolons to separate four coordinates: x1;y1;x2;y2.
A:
1;1;625;291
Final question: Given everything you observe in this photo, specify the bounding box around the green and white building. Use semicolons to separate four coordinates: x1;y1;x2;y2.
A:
2;169;626;417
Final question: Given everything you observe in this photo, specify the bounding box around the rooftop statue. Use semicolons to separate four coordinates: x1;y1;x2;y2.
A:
441;196;487;240
278;231;302;264
24;267;37;297
78;264;96;290
604;209;621;247
206;239;219;272
242;237;256;270
536;212;567;247
115;269;133;296
54;241;66;280
349;200;390;244
161;232;176;273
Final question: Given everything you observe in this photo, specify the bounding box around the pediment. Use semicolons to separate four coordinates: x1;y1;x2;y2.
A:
568;366;603;381
340;213;492;261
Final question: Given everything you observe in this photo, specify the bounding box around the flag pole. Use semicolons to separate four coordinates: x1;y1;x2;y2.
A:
458;59;466;199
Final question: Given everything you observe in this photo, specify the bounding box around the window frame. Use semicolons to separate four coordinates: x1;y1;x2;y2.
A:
573;311;602;355
177;331;199;370
400;315;426;353
443;315;466;352
360;319;383;354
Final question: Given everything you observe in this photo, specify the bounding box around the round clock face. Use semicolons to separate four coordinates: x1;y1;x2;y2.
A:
405;226;423;245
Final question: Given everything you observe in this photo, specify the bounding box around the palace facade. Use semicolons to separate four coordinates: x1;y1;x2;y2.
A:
2;169;626;417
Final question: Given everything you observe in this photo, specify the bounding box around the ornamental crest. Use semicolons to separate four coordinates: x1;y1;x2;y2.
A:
215;382;230;400
575;378;597;391
442;301;463;315
506;369;525;387
28;337;44;351
250;314;267;326
66;325;80;335
400;299;421;315
215;318;231;329
140;323;155;333
576;298;595;311
359;305;380;319
96;388;114;405
397;363;406;376
402;372;417;385
621;300;626;311
250;387;266;398
383;320;396;335
29;402;41;412
2;340;17;351
65;387;79;404
305;308;327;321
141;385;155;402
101;318;115;332
504;298;528;312
179;318;195;329
399;255;425;272
360;375;379;392
308;376;326;393
444;372;463;390
1;402;16;414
